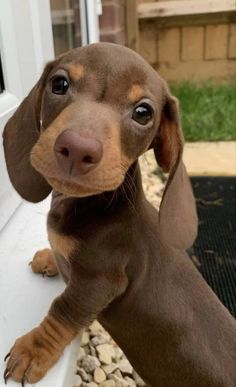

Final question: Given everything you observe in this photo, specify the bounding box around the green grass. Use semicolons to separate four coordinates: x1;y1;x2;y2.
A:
170;82;236;141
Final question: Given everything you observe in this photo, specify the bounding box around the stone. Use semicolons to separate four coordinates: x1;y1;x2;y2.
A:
77;367;92;382
108;374;130;386
83;383;98;387
89;344;97;357
97;344;115;365
94;367;106;383
81;355;101;373
99;381;115;387
124;376;136;386
132;370;146;386
102;363;118;375
114;347;123;361
81;331;90;346
114;369;123;379
117;358;133;375
91;333;109;346
74;374;83;386
89;320;104;335
77;347;86;363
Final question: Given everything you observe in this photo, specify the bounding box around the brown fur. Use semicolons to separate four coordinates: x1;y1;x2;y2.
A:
31;248;58;276
68;63;85;81
4;315;75;384
48;228;77;260
128;84;145;103
3;43;236;386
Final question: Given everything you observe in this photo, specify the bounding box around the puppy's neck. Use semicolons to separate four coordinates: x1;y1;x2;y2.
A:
48;162;145;233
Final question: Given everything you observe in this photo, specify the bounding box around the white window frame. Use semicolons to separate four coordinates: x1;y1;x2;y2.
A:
80;0;101;45
0;0;54;231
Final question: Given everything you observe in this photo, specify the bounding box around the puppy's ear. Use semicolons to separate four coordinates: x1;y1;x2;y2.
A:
3;60;56;203
153;87;198;250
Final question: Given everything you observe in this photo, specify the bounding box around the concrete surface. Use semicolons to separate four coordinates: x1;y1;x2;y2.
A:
183;141;236;176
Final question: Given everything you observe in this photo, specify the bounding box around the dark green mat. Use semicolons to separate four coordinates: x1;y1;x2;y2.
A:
189;176;236;317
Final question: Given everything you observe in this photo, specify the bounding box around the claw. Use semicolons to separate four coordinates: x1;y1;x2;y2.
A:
21;374;28;387
42;271;46;277
4;353;10;362
28;261;32;266
4;368;10;384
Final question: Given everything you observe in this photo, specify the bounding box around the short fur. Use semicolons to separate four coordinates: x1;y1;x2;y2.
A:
3;43;236;386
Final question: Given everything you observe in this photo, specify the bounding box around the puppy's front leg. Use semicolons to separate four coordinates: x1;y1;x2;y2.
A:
4;264;127;385
4;314;75;385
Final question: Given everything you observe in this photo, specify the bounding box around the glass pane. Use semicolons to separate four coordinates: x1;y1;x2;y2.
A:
0;54;4;93
50;0;81;56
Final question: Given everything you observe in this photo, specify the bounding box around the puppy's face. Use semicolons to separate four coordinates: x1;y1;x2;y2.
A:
30;44;165;197
4;43;198;249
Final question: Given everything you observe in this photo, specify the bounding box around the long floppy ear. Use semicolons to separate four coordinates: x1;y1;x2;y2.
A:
153;88;198;250
2;61;56;203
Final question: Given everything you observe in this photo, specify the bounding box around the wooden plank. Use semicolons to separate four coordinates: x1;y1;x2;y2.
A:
138;0;236;19
126;0;139;51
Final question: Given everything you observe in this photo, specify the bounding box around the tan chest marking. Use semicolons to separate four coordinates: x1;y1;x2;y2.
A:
48;228;78;260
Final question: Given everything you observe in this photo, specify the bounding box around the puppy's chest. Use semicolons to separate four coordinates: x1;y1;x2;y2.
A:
47;193;81;261
47;227;78;261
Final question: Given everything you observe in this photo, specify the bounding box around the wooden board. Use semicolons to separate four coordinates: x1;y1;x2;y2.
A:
126;0;139;51
138;0;236;19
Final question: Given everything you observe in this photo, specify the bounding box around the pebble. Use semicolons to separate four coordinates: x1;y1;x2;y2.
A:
81;355;101;373
77;347;86;363
102;363;118;375
81;331;90;346
116;359;133;375
73;157;163;387
77;367;92;382
94;367;106;383
97;344;115;365
132;370;146;386
99;381;115;387
74;374;82;386
91;334;109;346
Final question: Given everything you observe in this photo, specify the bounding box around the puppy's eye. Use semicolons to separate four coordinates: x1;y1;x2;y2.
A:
132;103;153;125
51;76;69;95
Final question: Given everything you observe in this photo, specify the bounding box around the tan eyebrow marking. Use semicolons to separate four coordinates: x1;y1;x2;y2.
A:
128;84;145;103
68;64;85;81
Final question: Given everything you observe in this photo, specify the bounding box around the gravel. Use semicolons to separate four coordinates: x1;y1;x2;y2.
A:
74;151;164;387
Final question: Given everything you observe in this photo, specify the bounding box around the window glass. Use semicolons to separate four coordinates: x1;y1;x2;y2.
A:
50;0;81;56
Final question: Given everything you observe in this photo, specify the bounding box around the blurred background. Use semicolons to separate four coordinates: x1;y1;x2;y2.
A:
49;0;236;141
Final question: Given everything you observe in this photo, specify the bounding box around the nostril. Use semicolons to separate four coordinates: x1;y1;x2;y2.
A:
82;155;94;164
59;147;70;157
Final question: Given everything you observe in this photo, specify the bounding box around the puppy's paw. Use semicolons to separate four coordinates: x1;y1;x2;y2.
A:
4;328;61;385
30;248;58;277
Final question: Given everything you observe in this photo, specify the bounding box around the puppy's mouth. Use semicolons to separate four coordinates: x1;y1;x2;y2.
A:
45;173;125;197
47;176;103;197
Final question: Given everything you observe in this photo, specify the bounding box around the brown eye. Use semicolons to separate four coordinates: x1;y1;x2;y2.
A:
51;76;69;95
132;103;153;125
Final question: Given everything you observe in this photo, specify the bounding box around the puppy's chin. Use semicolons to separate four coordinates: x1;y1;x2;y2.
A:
46;176;124;198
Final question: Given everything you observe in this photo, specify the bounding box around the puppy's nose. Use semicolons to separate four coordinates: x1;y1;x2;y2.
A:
54;130;103;176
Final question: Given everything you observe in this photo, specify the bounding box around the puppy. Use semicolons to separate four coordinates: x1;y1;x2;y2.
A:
3;43;236;386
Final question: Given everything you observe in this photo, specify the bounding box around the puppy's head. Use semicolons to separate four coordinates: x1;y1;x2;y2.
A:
3;43;197;249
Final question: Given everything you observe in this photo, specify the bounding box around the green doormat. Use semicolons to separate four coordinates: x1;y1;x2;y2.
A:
190;176;236;317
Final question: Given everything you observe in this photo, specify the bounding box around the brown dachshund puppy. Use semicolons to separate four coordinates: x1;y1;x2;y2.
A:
3;43;236;386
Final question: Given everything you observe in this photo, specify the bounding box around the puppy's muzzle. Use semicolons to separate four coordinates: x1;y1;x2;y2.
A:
54;130;103;176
